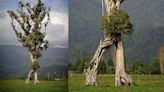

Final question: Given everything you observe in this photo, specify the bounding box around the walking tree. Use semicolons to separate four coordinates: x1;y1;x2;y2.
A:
84;0;134;86
8;0;50;84
159;45;164;75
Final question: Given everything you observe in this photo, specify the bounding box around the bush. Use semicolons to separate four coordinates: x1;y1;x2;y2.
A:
31;61;40;70
100;8;133;34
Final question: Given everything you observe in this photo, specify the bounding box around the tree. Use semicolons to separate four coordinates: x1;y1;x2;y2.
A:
131;60;145;74
76;56;92;73
159;45;164;75
106;59;115;74
75;56;107;73
149;57;160;74
84;0;133;86
8;0;50;84
98;60;107;74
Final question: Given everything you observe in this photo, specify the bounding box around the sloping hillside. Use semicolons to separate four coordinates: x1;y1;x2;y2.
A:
0;45;67;78
69;0;164;64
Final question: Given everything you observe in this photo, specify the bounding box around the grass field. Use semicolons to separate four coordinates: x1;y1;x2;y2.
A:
69;74;164;92
0;79;67;92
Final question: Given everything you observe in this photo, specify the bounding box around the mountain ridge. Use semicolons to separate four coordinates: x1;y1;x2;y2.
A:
0;45;67;78
69;0;164;64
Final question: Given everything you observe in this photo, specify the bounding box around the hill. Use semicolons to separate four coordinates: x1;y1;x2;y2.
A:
0;45;67;78
69;0;164;64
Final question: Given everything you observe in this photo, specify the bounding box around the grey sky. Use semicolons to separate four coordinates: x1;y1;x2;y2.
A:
0;0;68;48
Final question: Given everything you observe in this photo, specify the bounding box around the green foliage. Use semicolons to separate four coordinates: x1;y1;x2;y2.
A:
148;57;160;74
100;9;133;34
8;0;50;59
75;56;92;73
131;60;145;74
69;0;164;69
68;63;77;71
106;59;115;74
73;56;161;75
98;61;107;74
31;50;42;58
31;61;40;70
74;57;108;74
130;57;160;75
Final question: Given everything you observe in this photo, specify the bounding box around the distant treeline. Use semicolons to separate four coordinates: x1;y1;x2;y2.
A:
0;72;68;81
69;56;160;75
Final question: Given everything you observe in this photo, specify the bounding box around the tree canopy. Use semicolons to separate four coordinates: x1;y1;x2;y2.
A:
100;8;133;34
8;0;50;59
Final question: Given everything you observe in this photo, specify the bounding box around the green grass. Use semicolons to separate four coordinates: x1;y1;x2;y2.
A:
69;74;164;92
0;80;67;92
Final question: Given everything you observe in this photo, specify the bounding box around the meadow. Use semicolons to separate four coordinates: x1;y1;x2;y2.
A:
69;74;164;92
0;80;67;92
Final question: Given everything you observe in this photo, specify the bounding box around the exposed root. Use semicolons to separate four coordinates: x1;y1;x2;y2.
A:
115;72;133;86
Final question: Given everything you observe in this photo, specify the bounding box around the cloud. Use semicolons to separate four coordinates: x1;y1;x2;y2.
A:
0;13;17;41
45;11;68;48
0;11;6;19
0;0;68;48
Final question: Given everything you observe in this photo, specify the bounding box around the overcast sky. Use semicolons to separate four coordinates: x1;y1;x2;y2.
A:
0;0;68;48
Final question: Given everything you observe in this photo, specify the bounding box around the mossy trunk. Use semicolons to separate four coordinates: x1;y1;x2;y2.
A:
26;52;40;84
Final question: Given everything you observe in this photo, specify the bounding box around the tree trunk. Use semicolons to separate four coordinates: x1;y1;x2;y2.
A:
160;58;164;75
34;70;40;84
84;0;133;86
25;69;34;84
104;0;115;14
114;36;133;86
84;35;114;86
84;47;105;86
26;52;40;84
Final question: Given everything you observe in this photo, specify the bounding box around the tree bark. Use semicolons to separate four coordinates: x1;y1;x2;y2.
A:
26;69;34;84
84;35;114;86
84;34;133;86
114;36;133;86
34;70;40;84
84;47;105;86
26;52;40;84
104;0;115;14
84;0;133;86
